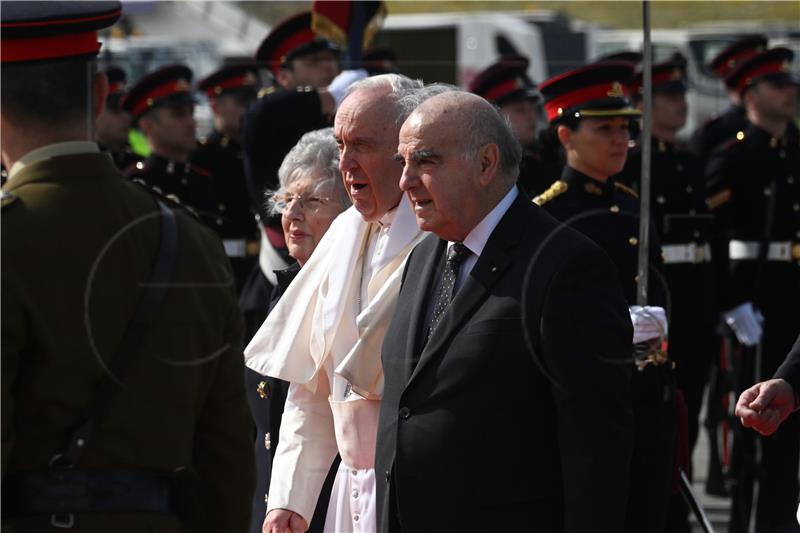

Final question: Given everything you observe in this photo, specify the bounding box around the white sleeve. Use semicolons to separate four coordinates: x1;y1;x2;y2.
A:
267;369;339;523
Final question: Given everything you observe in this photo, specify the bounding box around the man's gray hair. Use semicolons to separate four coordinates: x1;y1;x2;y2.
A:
463;97;523;180
397;82;459;122
344;73;424;126
267;127;350;215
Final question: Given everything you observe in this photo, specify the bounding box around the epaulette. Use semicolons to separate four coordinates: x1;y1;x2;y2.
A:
533;180;568;206
257;86;277;99
614;181;639;199
1;189;17;208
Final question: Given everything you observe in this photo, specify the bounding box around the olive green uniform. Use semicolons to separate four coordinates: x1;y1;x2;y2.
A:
2;148;254;532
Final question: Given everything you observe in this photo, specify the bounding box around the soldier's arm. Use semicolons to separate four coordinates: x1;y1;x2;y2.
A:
193;295;255;533
537;244;634;533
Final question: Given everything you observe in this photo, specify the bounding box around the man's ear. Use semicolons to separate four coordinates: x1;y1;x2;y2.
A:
93;71;109;118
556;124;573;151
477;143;500;186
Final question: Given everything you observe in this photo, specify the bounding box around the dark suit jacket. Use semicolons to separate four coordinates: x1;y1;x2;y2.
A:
376;193;635;532
775;334;800;396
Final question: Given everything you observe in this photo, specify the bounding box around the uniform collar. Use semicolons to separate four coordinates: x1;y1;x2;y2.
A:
9;141;99;180
561;165;616;198
147;153;190;175
744;122;786;149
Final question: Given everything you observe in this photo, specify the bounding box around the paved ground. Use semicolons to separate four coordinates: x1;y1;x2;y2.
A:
689;416;731;533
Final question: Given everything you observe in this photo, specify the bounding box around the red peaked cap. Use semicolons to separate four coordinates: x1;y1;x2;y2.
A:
539;61;641;123
197;63;261;99
255;11;339;76
469;58;540;106
122;64;194;121
1;1;121;65
726;47;797;95
709;35;768;83
631;59;687;96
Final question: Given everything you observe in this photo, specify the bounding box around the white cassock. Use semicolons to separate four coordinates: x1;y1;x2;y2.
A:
245;197;424;533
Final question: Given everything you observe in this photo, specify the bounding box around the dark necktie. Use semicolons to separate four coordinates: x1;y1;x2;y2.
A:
424;242;471;343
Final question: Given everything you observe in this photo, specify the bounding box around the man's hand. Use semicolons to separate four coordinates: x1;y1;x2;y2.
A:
735;378;797;436
263;508;308;533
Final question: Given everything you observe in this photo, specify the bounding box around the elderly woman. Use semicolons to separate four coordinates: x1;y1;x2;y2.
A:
243;127;350;533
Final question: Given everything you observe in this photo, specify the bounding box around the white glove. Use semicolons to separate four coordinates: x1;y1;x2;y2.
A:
629;305;668;344
723;301;764;347
327;69;369;107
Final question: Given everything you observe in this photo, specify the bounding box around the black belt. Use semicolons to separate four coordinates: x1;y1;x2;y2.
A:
3;469;175;517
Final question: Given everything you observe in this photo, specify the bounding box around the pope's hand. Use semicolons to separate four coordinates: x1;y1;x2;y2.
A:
263;508;309;533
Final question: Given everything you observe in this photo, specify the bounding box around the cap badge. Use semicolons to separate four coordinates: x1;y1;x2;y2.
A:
607;81;624;97
175;78;190;91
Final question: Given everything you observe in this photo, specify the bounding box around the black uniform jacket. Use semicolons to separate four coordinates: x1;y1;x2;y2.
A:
376;193;634;533
241;88;329;222
126;153;219;228
705;122;800;311
617;138;718;331
2;151;254;532
776;334;800;396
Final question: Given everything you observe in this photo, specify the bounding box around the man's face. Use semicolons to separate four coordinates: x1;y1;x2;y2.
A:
212;92;253;138
500;98;539;147
749;79;798;122
397;112;484;242
141;103;197;157
280;50;339;89
96;104;132;149
651;91;688;133
560;117;631;180
334;87;404;223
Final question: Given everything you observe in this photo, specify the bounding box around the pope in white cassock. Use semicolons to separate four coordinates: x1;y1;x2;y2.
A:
245;74;434;533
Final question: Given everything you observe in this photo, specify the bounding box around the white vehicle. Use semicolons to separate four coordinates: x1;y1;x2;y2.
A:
373;12;548;88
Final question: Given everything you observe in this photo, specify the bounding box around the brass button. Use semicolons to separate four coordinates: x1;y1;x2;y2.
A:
257;381;269;399
634;275;640;283
610;205;620;213
685;185;693;193
218;203;226;211
265;432;271;450
629;237;638;246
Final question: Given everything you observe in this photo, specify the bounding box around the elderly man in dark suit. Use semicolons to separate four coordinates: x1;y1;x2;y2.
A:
376;90;635;532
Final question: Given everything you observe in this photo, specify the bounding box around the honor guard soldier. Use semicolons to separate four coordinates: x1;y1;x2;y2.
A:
705;46;800;533
193;63;262;293
688;36;767;163
535;61;676;533
617;60;719;532
470;56;557;198
122;64;219;227
1;2;254;531
97;65;141;171
242;10;342;227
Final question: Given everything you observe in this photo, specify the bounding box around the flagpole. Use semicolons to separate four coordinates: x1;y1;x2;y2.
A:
636;0;653;306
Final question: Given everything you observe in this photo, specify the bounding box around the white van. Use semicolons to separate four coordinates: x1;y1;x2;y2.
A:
373;12;548;88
